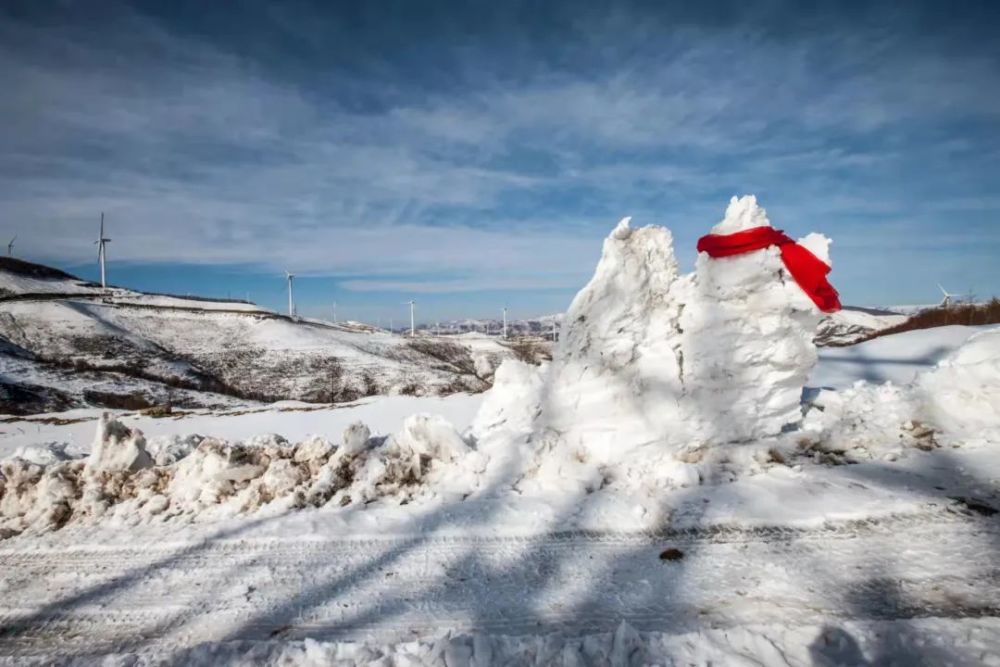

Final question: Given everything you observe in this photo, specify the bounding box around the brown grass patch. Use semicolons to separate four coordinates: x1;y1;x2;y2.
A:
859;299;1000;343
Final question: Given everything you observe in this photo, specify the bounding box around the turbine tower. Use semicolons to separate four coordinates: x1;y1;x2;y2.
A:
938;284;954;308
332;301;337;324
405;300;416;337
502;306;508;339
7;236;15;257
285;271;295;317
95;213;111;288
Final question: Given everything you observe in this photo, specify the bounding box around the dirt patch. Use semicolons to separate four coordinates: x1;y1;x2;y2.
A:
659;548;685;562
950;497;998;517
0;381;78;415
83;390;155;411
407;339;477;375
507;339;552;365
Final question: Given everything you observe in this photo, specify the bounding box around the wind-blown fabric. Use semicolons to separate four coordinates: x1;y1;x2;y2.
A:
697;226;842;313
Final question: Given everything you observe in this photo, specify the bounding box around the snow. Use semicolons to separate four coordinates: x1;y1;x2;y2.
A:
0;297;511;409
0;394;484;460
0;197;998;663
0;259;520;411
709;193;771;234
809;324;994;389
6;618;997;666
87;413;153;472
814;306;907;346
0;269;268;314
920;327;1000;439
485;196;829;494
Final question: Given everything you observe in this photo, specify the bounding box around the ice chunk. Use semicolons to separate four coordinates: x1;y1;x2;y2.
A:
342;421;372;456
87;413;153;473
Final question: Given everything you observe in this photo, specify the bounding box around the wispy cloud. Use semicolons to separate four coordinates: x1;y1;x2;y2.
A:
0;1;998;312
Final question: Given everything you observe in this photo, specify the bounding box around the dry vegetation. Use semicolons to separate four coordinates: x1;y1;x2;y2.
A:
508;339;553;364
860;299;1000;342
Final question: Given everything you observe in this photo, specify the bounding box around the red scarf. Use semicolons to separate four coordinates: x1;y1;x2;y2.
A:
697;226;841;313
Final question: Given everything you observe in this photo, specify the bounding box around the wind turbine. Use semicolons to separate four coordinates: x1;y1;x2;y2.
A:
404;300;416;337
938;284;955;308
332;301;337;324
7;236;15;257
502;306;508;340
94;213;111;288
285;271;296;317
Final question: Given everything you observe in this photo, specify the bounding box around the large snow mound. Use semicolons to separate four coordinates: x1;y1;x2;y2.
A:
483;196;828;481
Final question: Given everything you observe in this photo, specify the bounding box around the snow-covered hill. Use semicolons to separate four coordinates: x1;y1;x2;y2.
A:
0;259;527;414
814;306;908;346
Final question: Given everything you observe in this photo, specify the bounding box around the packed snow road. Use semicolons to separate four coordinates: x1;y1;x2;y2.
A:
0;507;997;660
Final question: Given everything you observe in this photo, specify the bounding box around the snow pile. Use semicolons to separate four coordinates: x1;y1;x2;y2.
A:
470;359;547;440
801;327;1000;459
0;413;482;537
6;441;80;466
920;328;1000;440
17;618;999;666
476;196;832;490
801;384;929;462
88;413;153;472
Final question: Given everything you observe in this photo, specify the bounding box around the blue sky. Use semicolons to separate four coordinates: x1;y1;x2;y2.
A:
1;1;998;322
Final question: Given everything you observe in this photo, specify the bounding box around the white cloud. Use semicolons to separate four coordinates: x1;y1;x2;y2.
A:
0;4;998;298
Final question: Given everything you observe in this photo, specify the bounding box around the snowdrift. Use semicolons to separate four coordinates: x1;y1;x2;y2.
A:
0;412;485;537
2;196;998;536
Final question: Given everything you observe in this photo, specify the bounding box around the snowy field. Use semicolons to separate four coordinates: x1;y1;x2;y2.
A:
1;200;998;665
0;325;990;459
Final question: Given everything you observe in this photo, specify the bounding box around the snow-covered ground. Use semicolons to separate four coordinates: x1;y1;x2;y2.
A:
809;324;995;388
813;306;907;346
1;200;998;665
0;268;527;412
0;395;483;460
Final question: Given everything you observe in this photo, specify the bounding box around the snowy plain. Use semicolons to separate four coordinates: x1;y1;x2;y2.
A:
1;199;998;665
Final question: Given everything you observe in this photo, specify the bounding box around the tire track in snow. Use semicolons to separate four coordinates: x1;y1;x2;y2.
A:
0;509;997;657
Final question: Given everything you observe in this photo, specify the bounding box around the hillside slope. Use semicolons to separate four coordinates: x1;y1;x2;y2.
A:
0;259;523;414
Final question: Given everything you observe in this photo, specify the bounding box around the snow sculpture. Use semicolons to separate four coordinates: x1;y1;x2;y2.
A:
481;195;839;471
681;195;838;442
